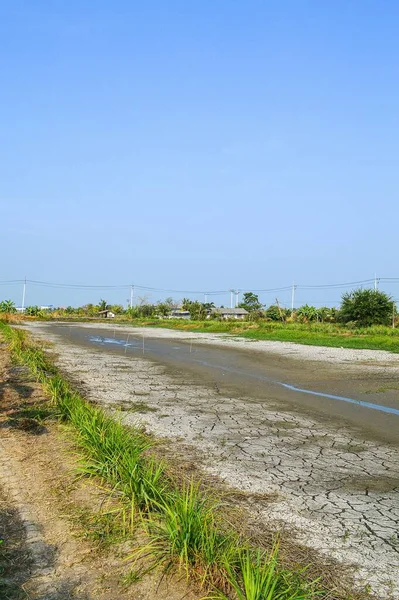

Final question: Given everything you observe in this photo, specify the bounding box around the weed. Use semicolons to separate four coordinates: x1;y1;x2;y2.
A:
208;544;320;600
122;568;143;585
143;482;237;588
342;530;351;542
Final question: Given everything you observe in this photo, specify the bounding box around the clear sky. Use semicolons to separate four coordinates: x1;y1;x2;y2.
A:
1;1;399;308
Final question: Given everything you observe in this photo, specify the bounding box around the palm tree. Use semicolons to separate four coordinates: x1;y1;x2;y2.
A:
98;299;109;311
0;300;16;313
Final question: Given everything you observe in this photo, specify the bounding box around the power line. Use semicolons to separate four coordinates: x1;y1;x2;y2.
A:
28;280;129;290
299;279;375;289
0;277;398;298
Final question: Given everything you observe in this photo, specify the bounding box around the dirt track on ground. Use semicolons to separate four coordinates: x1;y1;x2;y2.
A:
24;322;399;599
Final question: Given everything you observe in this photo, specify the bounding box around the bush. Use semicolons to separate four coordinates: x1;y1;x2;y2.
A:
295;304;319;323
265;305;282;321
25;306;41;316
340;288;395;327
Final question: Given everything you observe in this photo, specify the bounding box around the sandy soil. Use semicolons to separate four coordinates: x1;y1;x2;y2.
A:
23;322;399;599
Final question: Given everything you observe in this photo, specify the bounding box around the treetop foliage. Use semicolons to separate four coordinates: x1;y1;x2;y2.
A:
340;288;395;327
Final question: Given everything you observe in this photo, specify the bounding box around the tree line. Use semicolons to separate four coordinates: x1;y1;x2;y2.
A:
0;288;396;327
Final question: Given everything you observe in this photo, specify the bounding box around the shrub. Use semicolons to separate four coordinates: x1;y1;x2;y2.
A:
340;288;395;327
25;305;41;316
265;305;283;321
295;305;319;323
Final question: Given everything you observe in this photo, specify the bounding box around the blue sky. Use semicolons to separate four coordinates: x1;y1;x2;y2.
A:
1;1;399;308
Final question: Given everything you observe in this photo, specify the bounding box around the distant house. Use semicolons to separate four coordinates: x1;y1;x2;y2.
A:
98;309;115;319
210;307;248;320
168;309;191;319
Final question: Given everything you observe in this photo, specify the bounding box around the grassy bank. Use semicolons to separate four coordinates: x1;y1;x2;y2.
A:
0;321;328;600
122;319;399;353
5;311;399;352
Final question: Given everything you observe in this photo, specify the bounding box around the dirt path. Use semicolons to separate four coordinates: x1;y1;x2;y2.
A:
0;341;198;600
24;322;399;599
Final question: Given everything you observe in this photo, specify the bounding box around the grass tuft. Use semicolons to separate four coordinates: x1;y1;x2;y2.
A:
143;481;237;588
207;544;320;600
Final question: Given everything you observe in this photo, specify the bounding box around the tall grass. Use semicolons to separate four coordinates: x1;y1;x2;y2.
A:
210;545;317;600
145;482;238;587
0;321;329;599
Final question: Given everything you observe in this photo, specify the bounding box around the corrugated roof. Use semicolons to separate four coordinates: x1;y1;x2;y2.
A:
211;307;248;315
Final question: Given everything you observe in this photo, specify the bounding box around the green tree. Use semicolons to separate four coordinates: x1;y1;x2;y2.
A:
238;292;263;313
110;304;124;315
81;303;96;316
157;301;172;317
189;301;207;320
0;300;16;313
180;299;206;320
203;301;215;311
296;304;319;323
98;299;109;311
181;298;191;311
25;305;41;316
136;304;156;318
265;304;282;321
340;288;395;326
315;306;339;323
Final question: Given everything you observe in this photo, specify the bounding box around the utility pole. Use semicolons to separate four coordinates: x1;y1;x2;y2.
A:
235;290;239;308
230;289;234;308
374;273;378;291
21;277;26;312
291;281;296;312
130;285;134;309
393;302;396;329
275;297;285;322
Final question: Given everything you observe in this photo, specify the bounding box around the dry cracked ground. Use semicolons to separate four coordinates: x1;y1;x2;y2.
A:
21;323;399;598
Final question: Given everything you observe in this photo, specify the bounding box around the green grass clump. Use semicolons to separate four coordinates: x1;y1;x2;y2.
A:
45;375;166;512
210;544;318;600
1;326;55;373
0;321;335;599
145;482;237;587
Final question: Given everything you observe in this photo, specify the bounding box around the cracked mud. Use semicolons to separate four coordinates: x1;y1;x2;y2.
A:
26;323;399;598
